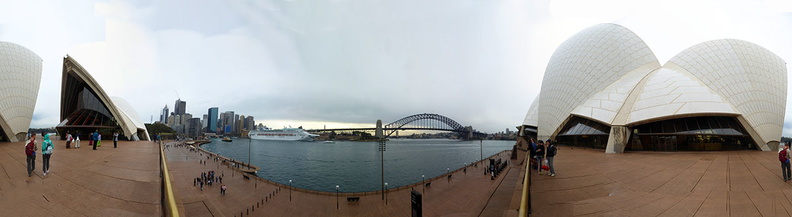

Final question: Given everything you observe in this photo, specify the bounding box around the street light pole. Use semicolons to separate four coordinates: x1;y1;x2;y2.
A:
248;138;252;169
376;120;385;200
422;175;425;195
480;139;483;161
336;185;340;209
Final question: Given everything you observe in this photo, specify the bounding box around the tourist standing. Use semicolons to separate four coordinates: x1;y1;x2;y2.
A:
97;133;102;147
113;132;119;148
24;135;37;177
75;132;81;149
536;140;546;175
546;140;557;177
42;134;53;176
529;138;537;169
782;144;791;181
65;131;72;149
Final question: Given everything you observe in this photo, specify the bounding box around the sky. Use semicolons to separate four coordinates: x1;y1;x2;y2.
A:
0;0;791;135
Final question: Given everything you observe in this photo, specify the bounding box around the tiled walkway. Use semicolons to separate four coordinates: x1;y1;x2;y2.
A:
0;136;161;216
531;146;792;216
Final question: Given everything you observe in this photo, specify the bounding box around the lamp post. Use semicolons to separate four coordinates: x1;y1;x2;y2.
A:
385;182;388;205
480;139;483;161
248;138;252;169
336;185;340;209
422;175;425;195
376;120;386;200
289;180;292;201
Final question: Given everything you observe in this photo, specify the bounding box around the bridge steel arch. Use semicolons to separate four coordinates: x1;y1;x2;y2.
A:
383;113;467;137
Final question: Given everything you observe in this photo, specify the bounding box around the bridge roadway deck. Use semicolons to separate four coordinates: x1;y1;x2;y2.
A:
165;141;525;217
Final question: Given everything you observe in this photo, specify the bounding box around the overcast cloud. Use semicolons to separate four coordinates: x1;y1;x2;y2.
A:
0;0;791;135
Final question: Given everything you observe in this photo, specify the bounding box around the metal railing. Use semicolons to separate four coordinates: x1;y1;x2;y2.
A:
160;141;180;217
518;151;531;217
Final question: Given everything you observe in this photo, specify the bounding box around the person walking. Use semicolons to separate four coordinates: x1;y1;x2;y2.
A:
65;131;72;149
42;134;53;176
24;135;37;177
113;131;119;148
75;132;81;149
781;144;791;181
92;130;98;150
535;140;546;175
546;140;557;177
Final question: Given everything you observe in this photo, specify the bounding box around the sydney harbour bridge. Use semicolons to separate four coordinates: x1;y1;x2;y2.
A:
306;113;486;140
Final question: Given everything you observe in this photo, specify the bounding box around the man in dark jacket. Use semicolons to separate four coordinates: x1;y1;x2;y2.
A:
536;140;545;175
546;140;557;177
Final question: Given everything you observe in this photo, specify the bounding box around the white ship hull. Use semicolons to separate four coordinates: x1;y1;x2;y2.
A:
249;128;318;141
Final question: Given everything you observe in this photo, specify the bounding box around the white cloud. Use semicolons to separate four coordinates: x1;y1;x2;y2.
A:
1;0;791;136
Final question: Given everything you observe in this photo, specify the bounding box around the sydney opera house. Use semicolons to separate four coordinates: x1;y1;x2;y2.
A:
523;23;787;153
0;41;42;142
57;55;150;141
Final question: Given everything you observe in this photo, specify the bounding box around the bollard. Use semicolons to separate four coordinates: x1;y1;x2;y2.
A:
252;205;254;212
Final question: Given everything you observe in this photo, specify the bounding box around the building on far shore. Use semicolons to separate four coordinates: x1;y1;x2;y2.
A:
57;55;150;141
0;41;42;142
523;23;787;153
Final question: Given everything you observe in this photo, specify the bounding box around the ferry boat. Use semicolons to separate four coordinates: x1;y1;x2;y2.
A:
249;126;318;141
221;137;233;142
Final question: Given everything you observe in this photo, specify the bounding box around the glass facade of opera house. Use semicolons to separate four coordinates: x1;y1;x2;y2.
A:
556;116;755;151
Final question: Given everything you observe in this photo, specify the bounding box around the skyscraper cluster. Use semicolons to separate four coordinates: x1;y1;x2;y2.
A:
156;100;255;138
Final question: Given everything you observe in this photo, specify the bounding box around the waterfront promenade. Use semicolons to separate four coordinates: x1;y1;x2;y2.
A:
0;136;161;216
164;141;524;217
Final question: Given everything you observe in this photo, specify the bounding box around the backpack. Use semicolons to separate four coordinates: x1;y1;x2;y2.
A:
548;145;557;157
25;141;34;156
780;149;788;162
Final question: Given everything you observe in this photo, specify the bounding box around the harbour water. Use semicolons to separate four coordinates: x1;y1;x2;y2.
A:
200;138;514;192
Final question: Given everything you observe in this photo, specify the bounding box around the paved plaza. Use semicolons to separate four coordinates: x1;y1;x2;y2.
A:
0;136;161;216
531;146;792;216
6;136;790;217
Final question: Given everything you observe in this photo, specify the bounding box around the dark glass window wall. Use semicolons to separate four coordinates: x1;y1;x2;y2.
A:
556;117;610;149
626;116;755;151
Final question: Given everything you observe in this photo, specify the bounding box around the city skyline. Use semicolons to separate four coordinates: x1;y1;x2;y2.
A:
0;0;791;135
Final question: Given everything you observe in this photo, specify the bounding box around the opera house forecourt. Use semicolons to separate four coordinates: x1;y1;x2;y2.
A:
0;41;42;142
57;55;150;141
523;23;788;153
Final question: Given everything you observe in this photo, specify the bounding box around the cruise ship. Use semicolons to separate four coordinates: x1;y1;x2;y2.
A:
249;126;319;141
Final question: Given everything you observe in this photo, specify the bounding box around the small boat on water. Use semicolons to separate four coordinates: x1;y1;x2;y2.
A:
222;137;233;142
323;140;335;144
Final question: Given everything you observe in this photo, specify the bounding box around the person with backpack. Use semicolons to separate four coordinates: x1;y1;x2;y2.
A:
546;140;557;177
25;134;37;177
42;134;54;176
781;144;791;181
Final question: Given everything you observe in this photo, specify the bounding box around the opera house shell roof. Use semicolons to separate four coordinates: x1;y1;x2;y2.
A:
59;55;150;141
524;23;787;152
0;42;42;142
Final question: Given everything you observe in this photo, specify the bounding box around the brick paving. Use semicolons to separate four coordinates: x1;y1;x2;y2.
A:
530;146;792;217
165;141;523;217
0;135;161;216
